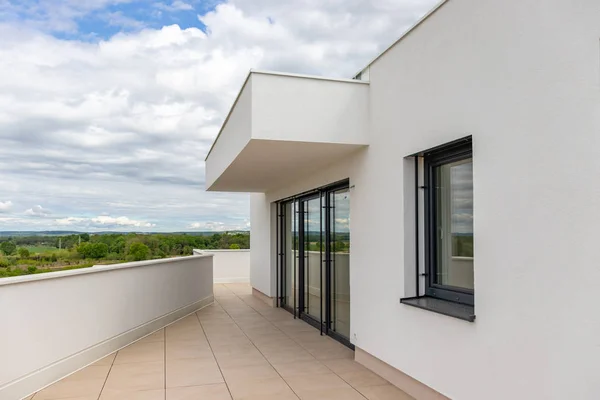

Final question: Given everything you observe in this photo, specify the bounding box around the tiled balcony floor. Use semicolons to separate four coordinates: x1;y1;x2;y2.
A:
26;284;413;400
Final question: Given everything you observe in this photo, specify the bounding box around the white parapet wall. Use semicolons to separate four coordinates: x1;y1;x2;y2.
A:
0;254;214;400
193;249;250;283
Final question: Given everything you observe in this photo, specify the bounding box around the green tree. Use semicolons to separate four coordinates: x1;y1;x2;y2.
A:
0;241;17;256
128;243;150;261
77;243;109;259
18;247;30;258
229;243;241;249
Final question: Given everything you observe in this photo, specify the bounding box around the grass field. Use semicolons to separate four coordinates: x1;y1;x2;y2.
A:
21;246;58;254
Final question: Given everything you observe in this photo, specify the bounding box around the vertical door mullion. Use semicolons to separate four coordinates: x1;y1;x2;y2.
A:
332;191;337;333
325;191;332;334
293;200;297;318
319;193;323;335
276;204;279;307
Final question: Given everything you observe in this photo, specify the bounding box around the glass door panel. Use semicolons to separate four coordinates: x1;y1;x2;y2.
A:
329;188;350;339
303;197;322;322
283;201;299;311
277;182;351;346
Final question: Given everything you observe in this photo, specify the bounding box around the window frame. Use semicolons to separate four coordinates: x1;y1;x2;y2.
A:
423;139;474;306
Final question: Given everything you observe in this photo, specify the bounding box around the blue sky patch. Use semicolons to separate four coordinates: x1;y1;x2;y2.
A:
2;0;223;41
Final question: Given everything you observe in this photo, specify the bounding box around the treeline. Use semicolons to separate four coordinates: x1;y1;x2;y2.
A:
0;232;250;278
73;232;250;260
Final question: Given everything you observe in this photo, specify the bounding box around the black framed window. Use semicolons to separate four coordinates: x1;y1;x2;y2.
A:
424;138;474;306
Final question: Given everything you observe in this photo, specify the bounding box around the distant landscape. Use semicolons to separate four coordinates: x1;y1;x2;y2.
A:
0;231;249;278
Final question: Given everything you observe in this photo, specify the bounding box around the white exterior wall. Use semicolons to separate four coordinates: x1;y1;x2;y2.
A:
251;72;369;144
250;193;276;296
193;249;250;283
350;1;600;399
245;1;600;399
0;256;214;400
205;74;253;189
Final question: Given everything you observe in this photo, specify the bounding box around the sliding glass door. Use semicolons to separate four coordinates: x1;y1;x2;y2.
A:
303;196;323;322
277;181;351;347
329;188;350;339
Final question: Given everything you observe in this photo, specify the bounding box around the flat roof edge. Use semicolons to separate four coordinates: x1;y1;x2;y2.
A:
204;70;253;162
250;69;370;84
204;69;369;162
352;0;450;78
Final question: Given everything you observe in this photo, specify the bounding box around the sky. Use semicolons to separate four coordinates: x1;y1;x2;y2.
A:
0;0;438;232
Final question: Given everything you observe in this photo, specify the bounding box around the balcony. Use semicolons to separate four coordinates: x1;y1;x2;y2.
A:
205;71;370;192
2;252;412;400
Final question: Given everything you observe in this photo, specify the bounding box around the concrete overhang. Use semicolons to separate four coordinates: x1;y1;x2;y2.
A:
205;70;370;193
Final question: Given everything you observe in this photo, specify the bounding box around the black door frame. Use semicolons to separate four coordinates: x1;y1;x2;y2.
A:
276;180;353;349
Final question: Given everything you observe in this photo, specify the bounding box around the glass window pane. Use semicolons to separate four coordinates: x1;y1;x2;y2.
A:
330;189;350;339
434;158;474;290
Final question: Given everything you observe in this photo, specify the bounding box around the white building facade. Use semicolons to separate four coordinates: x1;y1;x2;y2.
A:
205;0;600;399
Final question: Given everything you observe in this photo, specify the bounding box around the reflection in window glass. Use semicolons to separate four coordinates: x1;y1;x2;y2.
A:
434;159;474;290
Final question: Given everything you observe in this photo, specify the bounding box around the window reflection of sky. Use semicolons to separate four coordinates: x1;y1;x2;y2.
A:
450;162;473;235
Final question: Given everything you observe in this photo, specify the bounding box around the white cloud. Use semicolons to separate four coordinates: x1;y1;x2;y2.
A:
155;1;194;12
24;205;52;216
0;0;437;231
55;215;155;228
189;220;250;231
55;217;86;226
0;201;13;212
91;216;155;227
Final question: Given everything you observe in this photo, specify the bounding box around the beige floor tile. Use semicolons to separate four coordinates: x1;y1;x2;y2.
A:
338;370;389;387
114;341;164;364
167;384;232;400
137;329;165;344
92;353;116;366
227;377;297;400
286;330;325;342
173;315;201;325
166;340;214;360
221;364;280;382
61;365;111;382
245;331;289;342
310;346;354;361
43;288;391;400
210;343;258;356
322;359;366;374
232;393;299;400
214;352;270;369
33;378;105;400
285;373;351;393
103;361;164;394
295;387;366;400
100;389;165;400
34;396;97;400
166;357;224;388
166;330;206;342
356;384;415;400
262;349;316;364
272;360;330;377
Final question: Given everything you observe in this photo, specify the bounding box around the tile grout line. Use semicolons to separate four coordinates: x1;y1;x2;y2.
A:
96;350;117;400
232;287;370;400
235;289;349;361
194;304;235;400
211;295;302;400
219;288;336;399
217;286;374;399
